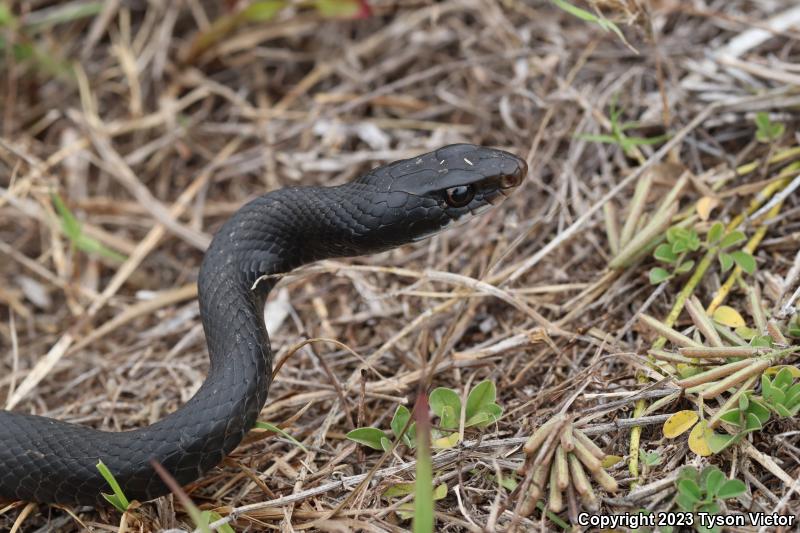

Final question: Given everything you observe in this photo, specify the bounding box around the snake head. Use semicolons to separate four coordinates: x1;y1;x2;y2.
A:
354;144;527;246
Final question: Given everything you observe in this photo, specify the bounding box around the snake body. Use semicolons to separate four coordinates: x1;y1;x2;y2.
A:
0;144;526;505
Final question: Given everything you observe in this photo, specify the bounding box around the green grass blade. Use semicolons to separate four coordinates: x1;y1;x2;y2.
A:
255;421;309;452
413;394;434;533
96;460;131;512
51;193;127;262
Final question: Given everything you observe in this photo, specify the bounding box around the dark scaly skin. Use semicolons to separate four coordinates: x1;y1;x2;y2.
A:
0;144;527;505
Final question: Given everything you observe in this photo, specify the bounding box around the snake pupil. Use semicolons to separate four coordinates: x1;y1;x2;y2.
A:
445;185;475;207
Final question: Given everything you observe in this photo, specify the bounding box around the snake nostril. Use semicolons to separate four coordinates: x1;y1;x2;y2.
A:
500;158;528;189
501;175;517;189
501;169;525;189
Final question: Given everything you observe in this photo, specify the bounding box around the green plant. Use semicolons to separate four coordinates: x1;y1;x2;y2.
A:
413;393;434;533
197;511;235;533
0;3;13;26
52;193;127;262
429;380;503;448
96;460;131;512
638;449;662;480
789;315;800;338
345;380;503;451
707;224;755;275
649;223;755;285
186;0;370;60
658;352;797;456
254;421;308;452
550;0;634;52
675;466;746;533
649;227;700;284
578;97;669;159
0;3;100;79
639;449;662;467
345;426;392;451
645;291;800;456
343;382;502;528
754;112;785;143
382;482;446;521
718;391;771;432
97;460;234;532
626;144;798;481
759;367;800;417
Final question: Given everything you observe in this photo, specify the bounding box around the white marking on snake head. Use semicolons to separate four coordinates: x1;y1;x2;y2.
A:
464;157;473;166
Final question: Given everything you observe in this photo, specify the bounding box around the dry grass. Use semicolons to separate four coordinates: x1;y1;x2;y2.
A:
1;0;799;531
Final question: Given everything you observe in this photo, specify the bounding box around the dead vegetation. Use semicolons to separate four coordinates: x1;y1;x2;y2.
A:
1;0;799;531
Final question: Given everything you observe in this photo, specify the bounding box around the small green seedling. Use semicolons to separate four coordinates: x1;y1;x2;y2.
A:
346;380;503;451
391;404;417;449
707;224;755;275
639;449;662;467
675;466;746;533
754;112;785;143
484;471;520;492
578;97;669;159
345;426;392;451
649;223;755;285
649;227;700;284
344;403;416;452
383;482;447;521
760;367;800;417
719;391;771;433
429;380;503;448
96;460;131;512
639;449;662;479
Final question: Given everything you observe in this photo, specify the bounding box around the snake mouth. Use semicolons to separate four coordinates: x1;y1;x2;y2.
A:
481;165;525;208
487;190;508;206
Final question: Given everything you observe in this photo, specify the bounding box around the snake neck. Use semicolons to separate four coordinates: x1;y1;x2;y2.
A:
200;185;383;303
196;185;375;417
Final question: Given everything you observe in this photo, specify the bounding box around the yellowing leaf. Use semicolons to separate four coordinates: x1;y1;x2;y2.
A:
765;365;800;378
383;483;415;498
688;421;712;457
713;306;746;328
602;455;624;468
663;410;699;438
677;364;701;379
432;432;460;449
696;196;719;221
735;326;757;340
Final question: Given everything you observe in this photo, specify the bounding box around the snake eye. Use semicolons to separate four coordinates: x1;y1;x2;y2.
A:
444;185;474;208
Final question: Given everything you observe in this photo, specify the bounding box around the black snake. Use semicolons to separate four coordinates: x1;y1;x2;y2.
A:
0;144;527;505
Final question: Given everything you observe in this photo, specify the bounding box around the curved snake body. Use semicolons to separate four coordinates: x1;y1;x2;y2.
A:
0;144;526;505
